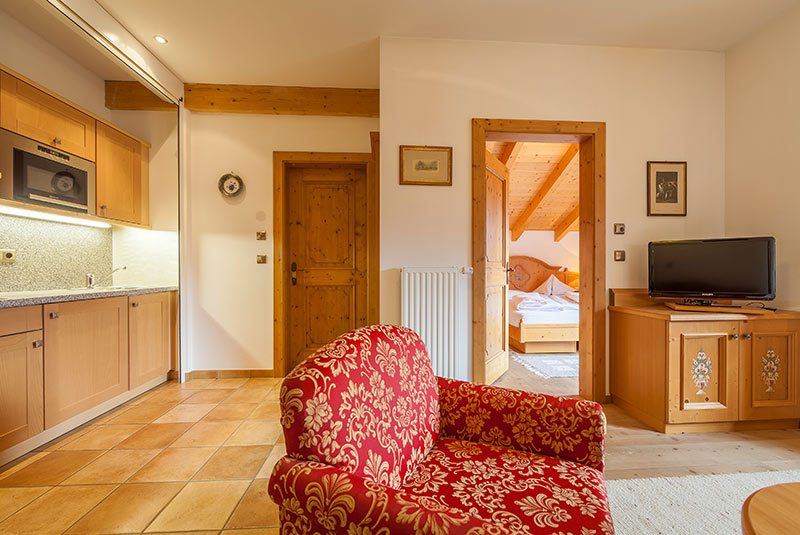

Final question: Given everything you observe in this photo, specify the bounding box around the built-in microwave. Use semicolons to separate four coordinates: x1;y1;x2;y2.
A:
0;128;96;214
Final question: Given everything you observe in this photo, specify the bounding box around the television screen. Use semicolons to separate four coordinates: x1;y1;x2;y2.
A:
648;237;776;300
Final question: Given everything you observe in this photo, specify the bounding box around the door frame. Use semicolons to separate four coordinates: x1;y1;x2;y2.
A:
273;141;380;377
472;119;606;402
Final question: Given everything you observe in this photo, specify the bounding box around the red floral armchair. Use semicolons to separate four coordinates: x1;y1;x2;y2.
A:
269;325;613;534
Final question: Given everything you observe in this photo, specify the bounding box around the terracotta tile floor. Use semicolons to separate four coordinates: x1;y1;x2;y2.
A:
0;378;284;534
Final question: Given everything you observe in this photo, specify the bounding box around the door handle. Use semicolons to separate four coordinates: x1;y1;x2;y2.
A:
32;340;43;348
49;312;59;319
53;137;62;145
291;262;303;286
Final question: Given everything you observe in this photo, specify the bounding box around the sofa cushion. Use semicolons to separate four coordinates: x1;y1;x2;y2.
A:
280;325;440;489
404;437;613;535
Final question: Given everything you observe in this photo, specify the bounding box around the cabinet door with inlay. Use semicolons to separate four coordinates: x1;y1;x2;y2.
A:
0;331;43;451
739;319;800;420
668;321;739;423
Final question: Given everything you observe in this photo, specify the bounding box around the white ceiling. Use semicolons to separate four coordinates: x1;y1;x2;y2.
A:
97;0;798;88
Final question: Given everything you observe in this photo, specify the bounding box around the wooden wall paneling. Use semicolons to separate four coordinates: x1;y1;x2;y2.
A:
184;84;379;117
105;81;176;111
553;205;580;242
508;255;570;292
510;144;578;241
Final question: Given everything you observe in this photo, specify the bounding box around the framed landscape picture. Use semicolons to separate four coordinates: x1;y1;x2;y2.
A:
399;145;452;186
647;161;687;216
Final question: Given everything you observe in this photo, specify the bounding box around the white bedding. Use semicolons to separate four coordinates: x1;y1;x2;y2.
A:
508;291;579;326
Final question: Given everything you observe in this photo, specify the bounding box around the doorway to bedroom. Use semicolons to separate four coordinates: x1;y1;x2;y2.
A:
472;119;606;402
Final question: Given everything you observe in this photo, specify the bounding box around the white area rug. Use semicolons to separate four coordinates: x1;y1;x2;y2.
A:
511;351;578;378
606;470;800;534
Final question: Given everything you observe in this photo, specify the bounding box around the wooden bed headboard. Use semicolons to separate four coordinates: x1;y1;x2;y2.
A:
509;255;579;292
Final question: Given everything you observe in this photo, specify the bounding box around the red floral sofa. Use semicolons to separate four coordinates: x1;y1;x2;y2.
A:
268;325;613;534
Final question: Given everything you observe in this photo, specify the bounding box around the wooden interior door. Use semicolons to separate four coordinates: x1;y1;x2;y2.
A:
740;319;800;420
477;150;510;384
285;162;368;372
668;321;739;424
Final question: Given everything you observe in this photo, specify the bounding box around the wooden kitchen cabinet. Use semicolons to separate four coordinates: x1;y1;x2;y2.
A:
96;122;148;225
0;330;44;451
129;292;171;389
0;71;96;161
43;297;129;428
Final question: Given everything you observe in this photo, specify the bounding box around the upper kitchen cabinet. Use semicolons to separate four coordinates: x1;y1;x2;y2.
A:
96;122;149;225
0;71;96;161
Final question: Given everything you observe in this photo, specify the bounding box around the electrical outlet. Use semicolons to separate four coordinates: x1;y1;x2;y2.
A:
614;223;625;235
0;249;15;264
614;250;626;262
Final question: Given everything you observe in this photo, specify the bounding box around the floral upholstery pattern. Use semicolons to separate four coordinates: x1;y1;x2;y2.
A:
270;324;612;534
404;437;613;534
437;377;606;471
280;325;440;489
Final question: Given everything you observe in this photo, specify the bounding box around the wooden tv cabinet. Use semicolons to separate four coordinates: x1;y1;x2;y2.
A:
609;302;800;433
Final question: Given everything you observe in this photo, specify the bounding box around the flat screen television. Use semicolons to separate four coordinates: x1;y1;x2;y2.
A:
648;237;776;300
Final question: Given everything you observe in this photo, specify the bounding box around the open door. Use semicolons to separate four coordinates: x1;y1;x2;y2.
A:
473;149;510;384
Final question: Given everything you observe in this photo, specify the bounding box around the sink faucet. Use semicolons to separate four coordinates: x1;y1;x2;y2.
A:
86;266;127;289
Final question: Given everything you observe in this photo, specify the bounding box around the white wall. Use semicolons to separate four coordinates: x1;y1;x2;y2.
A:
510;231;580;272
185;113;378;372
725;3;800;310
380;37;727;378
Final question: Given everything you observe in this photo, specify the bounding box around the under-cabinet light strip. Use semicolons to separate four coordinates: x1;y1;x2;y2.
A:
0;205;111;229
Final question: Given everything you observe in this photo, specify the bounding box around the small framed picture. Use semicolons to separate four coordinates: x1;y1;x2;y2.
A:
647;161;687;216
399;145;452;186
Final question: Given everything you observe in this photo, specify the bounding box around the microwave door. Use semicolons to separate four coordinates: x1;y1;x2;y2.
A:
15;148;89;212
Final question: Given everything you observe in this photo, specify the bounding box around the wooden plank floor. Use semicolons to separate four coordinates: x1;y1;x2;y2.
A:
604;404;800;480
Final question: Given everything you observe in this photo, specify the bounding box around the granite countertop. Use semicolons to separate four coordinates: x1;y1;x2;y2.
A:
0;286;179;309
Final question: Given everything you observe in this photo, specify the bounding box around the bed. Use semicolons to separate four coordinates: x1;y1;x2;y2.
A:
508;255;580;354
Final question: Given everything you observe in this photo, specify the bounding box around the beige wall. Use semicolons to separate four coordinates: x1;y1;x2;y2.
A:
380;37;727;379
185;113;378;371
725;3;800;310
510;231;580;272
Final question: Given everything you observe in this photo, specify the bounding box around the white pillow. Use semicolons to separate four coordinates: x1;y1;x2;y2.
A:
534;274;575;296
508;289;525;300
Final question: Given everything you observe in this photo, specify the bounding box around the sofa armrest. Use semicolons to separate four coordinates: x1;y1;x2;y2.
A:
437;376;606;471
268;456;510;534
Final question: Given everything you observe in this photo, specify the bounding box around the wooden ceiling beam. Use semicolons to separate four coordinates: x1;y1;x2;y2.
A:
184;83;379;117
499;142;522;168
510;144;579;241
105;81;175;111
554;205;580;242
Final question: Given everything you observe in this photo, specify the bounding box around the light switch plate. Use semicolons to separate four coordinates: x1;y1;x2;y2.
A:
256;231;266;241
614;250;626;262
256;254;267;264
0;249;15;263
614;223;625;235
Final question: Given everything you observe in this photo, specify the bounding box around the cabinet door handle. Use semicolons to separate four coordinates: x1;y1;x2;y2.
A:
32;340;43;348
131;302;139;308
49;312;59;319
100;204;108;211
53;137;62;144
731;333;739;340
743;333;752;340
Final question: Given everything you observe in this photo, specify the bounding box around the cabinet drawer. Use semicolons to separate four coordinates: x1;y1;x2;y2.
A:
0;71;96;161
0;306;43;337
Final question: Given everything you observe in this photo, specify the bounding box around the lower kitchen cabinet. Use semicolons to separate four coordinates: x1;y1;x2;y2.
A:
0;330;44;451
43;297;129;428
129;292;171;389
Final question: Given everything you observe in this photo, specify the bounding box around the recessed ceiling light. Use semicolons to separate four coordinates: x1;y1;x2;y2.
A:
154;35;168;44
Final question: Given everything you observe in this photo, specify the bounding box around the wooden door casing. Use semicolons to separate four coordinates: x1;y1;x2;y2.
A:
0;71;96;161
668;321;739;423
0;331;44;451
481;150;510;384
740;319;800;420
129;292;171;389
44;297;129;428
285;163;368;372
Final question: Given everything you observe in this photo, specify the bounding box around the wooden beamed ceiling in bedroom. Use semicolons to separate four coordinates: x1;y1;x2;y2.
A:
487;140;580;242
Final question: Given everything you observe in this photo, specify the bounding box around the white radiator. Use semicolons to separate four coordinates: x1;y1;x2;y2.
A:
401;267;470;380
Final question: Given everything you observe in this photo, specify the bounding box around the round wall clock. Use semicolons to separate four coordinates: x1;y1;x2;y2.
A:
218;172;244;197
